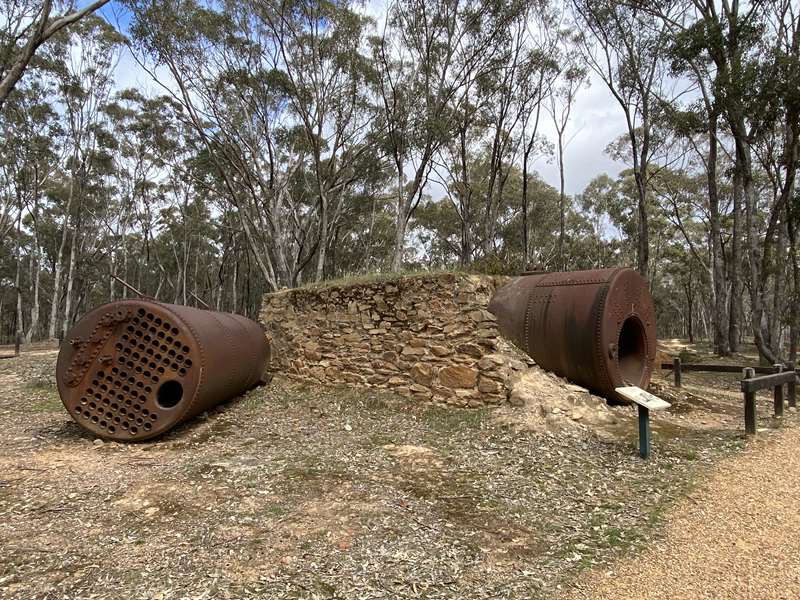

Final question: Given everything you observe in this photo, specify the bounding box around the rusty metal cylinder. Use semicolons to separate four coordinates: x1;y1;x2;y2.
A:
56;299;270;441
489;268;656;402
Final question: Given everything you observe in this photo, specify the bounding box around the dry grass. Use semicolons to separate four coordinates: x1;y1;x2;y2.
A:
0;344;783;599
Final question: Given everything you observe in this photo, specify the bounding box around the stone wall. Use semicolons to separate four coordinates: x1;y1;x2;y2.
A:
259;273;533;407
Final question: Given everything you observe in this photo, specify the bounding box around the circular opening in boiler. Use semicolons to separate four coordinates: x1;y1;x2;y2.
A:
618;316;647;385
156;380;183;409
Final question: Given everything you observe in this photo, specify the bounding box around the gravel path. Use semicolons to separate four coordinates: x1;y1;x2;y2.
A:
562;426;800;600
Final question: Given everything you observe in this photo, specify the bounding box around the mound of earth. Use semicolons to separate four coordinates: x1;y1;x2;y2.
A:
495;366;620;434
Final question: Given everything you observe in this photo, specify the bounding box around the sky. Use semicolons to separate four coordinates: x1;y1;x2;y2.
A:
93;0;630;197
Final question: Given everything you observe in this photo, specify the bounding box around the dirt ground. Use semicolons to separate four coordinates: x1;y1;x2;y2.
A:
0;341;793;599
561;424;800;600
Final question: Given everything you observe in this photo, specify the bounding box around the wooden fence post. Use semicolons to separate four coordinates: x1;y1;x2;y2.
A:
673;357;682;388
744;367;756;435
788;360;797;409
774;364;785;418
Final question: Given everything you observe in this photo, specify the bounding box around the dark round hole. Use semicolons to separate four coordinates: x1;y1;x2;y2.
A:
618;316;647;385
156;380;183;409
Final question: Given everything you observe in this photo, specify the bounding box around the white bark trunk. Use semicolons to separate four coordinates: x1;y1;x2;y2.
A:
61;225;78;338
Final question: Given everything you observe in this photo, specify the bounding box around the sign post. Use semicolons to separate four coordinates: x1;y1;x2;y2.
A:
615;386;671;459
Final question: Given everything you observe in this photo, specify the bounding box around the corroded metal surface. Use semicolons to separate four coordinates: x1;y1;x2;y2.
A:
489;268;656;402
56;299;270;441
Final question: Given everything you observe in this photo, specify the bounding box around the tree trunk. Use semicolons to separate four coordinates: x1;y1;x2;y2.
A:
14;210;24;347
706;116;729;355
729;168;743;352
48;163;77;340
25;226;41;344
788;199;800;362
391;167;407;272
522;154;529;270
232;252;238;313
740;139;779;363
314;192;328;282
685;279;694;344
392;205;407;272
634;168;649;279
557;129;566;271
61;223;78;338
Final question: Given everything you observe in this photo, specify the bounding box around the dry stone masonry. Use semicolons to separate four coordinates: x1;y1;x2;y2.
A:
259;273;533;407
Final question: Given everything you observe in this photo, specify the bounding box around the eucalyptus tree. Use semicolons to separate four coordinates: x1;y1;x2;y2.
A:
130;0;374;289
0;0;111;110
518;13;560;270
373;0;525;271
0;79;62;342
254;0;379;282
102;90;184;299
572;0;675;280
546;25;588;271
661;10;743;355
45;15;121;339
661;0;800;362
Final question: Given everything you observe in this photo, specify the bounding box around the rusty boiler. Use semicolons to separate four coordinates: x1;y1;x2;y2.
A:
56;299;270;441
489;268;656;402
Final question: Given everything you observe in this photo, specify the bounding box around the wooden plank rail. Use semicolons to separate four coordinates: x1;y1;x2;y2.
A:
662;358;799;389
661;361;783;375
740;370;797;394
664;357;800;435
0;333;21;359
740;367;797;435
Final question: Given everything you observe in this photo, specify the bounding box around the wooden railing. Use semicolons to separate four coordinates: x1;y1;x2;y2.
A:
662;357;798;435
0;333;21;360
